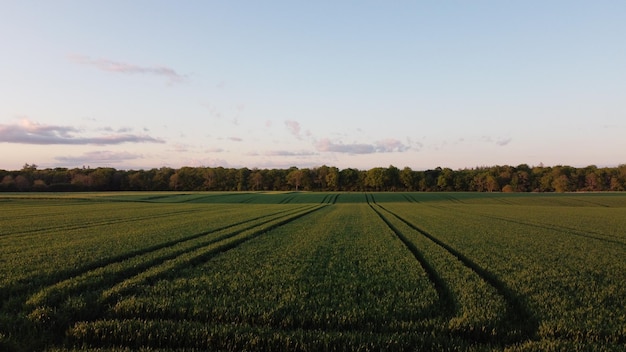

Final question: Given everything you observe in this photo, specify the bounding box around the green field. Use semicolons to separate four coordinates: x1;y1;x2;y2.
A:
1;192;625;351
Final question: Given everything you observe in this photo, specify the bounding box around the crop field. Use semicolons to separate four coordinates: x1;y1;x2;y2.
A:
1;192;625;351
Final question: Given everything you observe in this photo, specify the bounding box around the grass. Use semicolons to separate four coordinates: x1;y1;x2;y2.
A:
1;192;625;351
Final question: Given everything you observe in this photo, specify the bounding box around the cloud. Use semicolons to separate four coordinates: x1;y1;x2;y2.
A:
315;138;409;154
169;143;190;152
56;150;142;164
69;54;186;85
101;126;133;133
284;120;301;138
483;135;512;146
205;147;225;153
406;137;424;151
0;118;165;145
265;150;317;156
376;138;410;152
229;137;243;142
496;137;512;146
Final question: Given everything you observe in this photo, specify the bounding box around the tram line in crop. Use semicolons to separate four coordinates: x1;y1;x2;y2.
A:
366;193;539;346
23;204;326;340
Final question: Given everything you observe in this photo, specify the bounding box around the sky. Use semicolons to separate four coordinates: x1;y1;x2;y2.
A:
1;1;625;171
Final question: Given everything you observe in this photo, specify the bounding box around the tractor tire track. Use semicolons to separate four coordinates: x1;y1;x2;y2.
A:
25;204;327;337
365;197;457;320
370;198;538;345
24;206;313;308
0;207;210;237
476;212;626;247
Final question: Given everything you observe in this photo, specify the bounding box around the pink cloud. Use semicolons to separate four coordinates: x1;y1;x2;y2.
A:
315;138;409;154
70;54;186;85
284;120;301;138
56;150;142;164
0;118;164;145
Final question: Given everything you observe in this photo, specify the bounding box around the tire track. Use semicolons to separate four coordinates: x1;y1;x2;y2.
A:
320;194;340;204
476;212;626;246
402;194;416;203
431;204;626;246
24;206;313;308
365;197;457;320
100;204;326;303
0;207;209;237
369;197;538;345
279;194;296;204
25;204;326;337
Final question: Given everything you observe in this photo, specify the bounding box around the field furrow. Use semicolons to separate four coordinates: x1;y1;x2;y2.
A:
382;200;626;349
370;200;537;345
366;196;527;346
0;207;209;237
23;205;325;338
70;204;444;350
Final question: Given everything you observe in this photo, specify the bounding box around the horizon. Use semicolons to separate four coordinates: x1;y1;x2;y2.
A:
2;2;625;171
5;161;624;173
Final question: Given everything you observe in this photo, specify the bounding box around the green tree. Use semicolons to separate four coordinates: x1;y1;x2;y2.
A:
385;165;401;191
249;170;264;191
325;166;340;191
287;168;304;191
339;168;362;191
436;168;454;191
400;167;418;191
236;168;250;191
365;168;385;191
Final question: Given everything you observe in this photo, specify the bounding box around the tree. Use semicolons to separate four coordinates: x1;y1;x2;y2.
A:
287;168;304;191
314;165;329;190
437;168;454;191
422;168;441;191
236;168;250;191
325;166;340;191
385;165;401;191
2;163;626;193
551;166;573;193
553;175;570;193
485;174;499;192
1;175;15;191
365;168;385;191
127;171;146;190
90;168;116;190
266;169;286;191
400;167;417;191
173;167;204;190
153;167;175;190
14;175;31;191
249;170;264;191
339;168;361;191
201;168;216;190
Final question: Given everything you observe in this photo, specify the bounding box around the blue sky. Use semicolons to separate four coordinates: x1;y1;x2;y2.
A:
1;1;625;171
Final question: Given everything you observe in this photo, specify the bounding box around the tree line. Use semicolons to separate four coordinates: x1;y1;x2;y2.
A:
2;163;626;193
